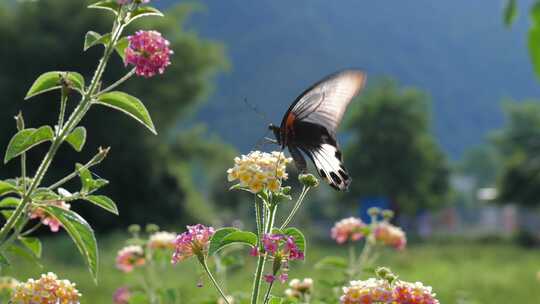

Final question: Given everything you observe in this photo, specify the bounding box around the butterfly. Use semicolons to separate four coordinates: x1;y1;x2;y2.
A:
269;69;366;191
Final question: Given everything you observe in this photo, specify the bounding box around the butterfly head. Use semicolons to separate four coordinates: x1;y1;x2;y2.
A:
268;123;282;145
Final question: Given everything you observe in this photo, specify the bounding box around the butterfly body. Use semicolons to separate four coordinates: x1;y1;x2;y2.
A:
269;69;366;191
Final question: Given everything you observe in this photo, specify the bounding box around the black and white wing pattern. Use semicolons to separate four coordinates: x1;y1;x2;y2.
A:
281;69;366;191
280;70;366;135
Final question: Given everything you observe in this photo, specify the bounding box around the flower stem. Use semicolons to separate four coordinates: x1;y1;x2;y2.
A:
0;12;127;246
98;68;136;95
348;243;356;280
262;281;274;304
279;186;309;230
199;257;231;304
251;202;278;304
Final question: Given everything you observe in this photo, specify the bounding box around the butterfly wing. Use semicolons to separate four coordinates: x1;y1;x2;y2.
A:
280;70;366;190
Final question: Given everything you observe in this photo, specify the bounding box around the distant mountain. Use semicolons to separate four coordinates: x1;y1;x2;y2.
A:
160;0;540;158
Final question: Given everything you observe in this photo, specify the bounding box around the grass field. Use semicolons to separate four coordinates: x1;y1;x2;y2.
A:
5;235;540;303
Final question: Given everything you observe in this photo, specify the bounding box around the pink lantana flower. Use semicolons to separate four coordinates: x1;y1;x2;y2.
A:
116;245;146;273
29;200;71;232
113;286;131;304
374;222;407;250
340;278;439;304
124;30;173;78
258;233;304;284
172;224;215;263
331;217;366;244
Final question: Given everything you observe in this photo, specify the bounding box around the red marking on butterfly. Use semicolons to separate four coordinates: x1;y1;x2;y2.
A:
269;69;366;191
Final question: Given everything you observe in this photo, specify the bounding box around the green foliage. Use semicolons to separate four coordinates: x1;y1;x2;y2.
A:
0;0;229;230
209;228;257;255
344;79;450;213
95;91;157;134
66;126;87;152
40;205;98;282
457;145;501;188
492;101;540;206
4;126;54;163
25;71;85;99
504;0;518;28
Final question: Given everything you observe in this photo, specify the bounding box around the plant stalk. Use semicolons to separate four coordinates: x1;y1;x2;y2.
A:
279;186;309;229
199;257;231;304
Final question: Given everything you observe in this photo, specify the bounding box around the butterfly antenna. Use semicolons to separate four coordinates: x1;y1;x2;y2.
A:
243;97;271;125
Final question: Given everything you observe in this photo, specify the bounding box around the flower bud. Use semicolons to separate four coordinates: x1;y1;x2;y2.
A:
298;174;319;188
145;223;159;234
367;207;381;217
382;209;395;221
128;224;141;235
14;112;24;131
375;267;393;279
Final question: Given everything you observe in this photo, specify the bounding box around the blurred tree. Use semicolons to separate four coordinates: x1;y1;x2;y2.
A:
0;0;238;230
492;101;540;207
457;145;500;188
344;79;450;214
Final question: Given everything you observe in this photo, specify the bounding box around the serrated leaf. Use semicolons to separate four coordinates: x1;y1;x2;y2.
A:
19;237;42;258
504;0;518;28
95;91;156;134
283;227;305;253
25;71;85;99
84;31;111;51
0;197;20;208
208;227;238;256
66;126;87;152
4;126;54;164
129;6;164;23
315;256;348;270
83;195;118;215
88;0;120;15
76;163;109;193
40;205;98;282
115;37;129;61
0;180;17;196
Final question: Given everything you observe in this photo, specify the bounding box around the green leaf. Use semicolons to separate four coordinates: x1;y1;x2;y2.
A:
83;195;118;215
1;210;13;219
31;188;60;201
283;227;306;253
40;205;98;282
504;0;518;28
268;296;284;304
115;37;129;61
25;71;85;99
0;180;17;196
5;244;42;268
19;237;42;258
76;164;109;194
66;126;87;152
0;197;20;208
208;228;257;255
4;126;54;164
84;31;111;51
95;91;157;134
315;256;348;270
221;231;257;248
129;6;164;23
208;227;238;256
530;3;540;79
0;252;9;267
88;0;120;15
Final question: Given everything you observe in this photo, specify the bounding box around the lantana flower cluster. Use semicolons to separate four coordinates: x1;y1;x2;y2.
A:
251;233;304;283
113;286;131;304
331;217;367;244
340;278;439;304
148;231;176;250
29;200;71;232
116;245;146;273
374;222;406;251
125;30;173;78
11;272;81;304
227;151;292;193
285;278;314;300
172;224;215;263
